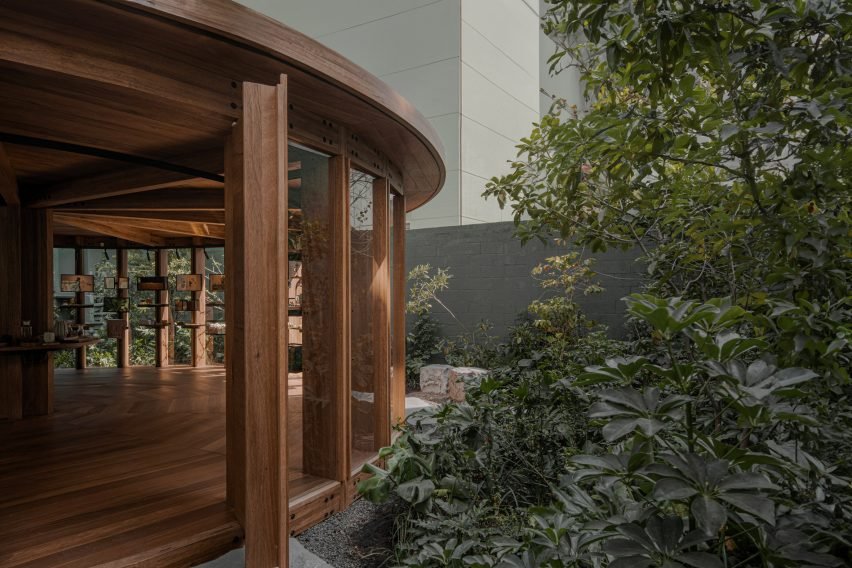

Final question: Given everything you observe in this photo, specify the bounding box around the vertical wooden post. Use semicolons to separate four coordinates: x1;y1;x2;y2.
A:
191;246;207;367
21;208;53;416
226;77;289;568
0;205;22;420
155;249;169;368
372;179;391;448
334;156;352;479
74;246;87;369
117;248;130;368
390;193;407;426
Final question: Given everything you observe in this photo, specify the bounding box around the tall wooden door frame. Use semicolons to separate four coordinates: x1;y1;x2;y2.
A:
225;76;289;568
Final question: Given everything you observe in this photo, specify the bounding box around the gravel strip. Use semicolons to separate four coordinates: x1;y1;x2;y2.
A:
297;498;399;568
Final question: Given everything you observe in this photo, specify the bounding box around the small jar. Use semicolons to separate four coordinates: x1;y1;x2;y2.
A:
21;320;33;339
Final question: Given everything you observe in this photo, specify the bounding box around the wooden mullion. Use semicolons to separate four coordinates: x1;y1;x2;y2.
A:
74;246;87;370
191;246;207;367
391;193;407;426
372;178;391;449
155;249;169;368
117;247;130;368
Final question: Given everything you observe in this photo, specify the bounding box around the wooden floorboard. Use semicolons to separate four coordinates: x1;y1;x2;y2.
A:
0;365;337;567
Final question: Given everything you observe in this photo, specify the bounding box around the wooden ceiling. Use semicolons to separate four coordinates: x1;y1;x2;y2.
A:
0;0;445;247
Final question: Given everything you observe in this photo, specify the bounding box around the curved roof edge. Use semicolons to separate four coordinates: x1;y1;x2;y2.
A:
114;0;446;210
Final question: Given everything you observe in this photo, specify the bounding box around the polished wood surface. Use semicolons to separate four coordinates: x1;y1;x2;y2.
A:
229;79;289;567
372;178;391;448
0;338;99;354
391;193;407;426
0;366;345;567
0;143;19;205
0;367;240;568
0;206;23;420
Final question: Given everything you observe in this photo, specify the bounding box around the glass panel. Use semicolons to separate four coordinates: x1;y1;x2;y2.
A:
350;169;376;470
169;248;193;365
128;249;156;365
85;249;117;367
288;145;334;494
53;248;76;369
204;247;226;364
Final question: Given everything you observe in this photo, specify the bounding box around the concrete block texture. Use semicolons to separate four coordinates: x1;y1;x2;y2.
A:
406;222;646;339
420;364;454;393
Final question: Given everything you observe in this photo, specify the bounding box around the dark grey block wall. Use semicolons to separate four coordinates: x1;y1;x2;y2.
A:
405;222;646;339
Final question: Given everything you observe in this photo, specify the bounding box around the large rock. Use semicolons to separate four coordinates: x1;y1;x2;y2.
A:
447;367;489;402
419;364;453;394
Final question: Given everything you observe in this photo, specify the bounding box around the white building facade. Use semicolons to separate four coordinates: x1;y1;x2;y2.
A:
237;0;580;229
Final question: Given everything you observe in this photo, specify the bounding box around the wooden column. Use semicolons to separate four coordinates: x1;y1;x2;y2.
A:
372;179;391;449
74;247;87;369
0;205;22;420
191;246;207;367
116;248;130;368
390;194;407;426
21;209;53;416
225;77;289;568
155;249;169;368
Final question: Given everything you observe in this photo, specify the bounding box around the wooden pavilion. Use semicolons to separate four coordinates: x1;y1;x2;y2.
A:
0;1;445;566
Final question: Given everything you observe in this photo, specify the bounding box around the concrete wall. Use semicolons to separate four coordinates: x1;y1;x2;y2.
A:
406;222;646;339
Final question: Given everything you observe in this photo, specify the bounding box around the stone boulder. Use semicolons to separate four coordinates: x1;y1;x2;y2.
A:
447;367;489;402
419;364;454;393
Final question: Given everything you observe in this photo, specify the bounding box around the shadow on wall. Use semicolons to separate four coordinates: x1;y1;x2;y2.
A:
405;221;645;340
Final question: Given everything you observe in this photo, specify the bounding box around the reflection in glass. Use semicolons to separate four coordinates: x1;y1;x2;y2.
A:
350;169;376;470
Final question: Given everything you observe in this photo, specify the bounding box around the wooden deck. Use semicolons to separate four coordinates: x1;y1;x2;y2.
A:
0;366;334;568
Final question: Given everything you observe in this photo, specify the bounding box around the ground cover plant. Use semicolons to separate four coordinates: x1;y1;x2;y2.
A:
361;1;851;566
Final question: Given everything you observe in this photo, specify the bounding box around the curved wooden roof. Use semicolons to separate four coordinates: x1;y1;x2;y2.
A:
0;0;445;225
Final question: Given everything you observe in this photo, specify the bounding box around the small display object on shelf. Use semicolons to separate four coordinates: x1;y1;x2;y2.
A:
288;261;302;308
174;298;200;312
60;274;94;292
104;277;115;289
175;274;203;291
103;297;130;313
104;276;130;289
209;274;225;291
137;276;168;291
106;319;127;339
207;321;226;335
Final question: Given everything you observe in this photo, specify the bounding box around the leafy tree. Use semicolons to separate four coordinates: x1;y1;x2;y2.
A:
485;0;851;377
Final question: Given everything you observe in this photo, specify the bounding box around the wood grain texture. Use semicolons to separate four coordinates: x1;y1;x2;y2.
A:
0;143;19;205
191;246;207;367
74;246;87;370
233;79;289;568
154;250;169;368
0;206;22;421
391;193;407;426
372;179;391;449
116;248;130;368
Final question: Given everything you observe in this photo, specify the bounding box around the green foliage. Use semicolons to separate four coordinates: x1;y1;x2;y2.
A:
359;363;588;565
507;296;851;567
440;320;503;369
407;264;452;317
406;313;441;389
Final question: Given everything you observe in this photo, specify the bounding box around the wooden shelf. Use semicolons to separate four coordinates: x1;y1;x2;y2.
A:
139;323;170;329
0;338;101;354
207;302;225;307
56;304;95;309
136;303;170;308
176;322;205;329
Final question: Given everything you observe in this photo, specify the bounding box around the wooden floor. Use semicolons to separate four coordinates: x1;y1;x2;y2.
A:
0;366;333;568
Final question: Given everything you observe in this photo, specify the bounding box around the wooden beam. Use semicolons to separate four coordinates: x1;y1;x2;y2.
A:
55;188;224;211
372;178;391;449
391;193;407;426
25;147;224;208
60;210;226;224
227;78;289;567
62;214;225;240
54;214;168;247
0;143;20;205
117;248;130;368
0;205;23;420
